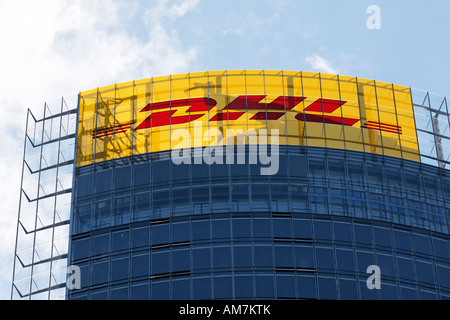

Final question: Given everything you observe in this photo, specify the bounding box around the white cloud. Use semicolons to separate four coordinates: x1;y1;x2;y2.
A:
0;0;199;300
305;54;339;75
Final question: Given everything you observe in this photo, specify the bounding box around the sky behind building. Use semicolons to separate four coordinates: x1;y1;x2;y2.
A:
1;0;449;299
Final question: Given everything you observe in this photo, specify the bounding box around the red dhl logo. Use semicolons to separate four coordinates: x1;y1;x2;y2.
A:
92;96;402;138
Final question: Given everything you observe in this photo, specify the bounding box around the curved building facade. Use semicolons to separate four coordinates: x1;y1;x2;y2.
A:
66;70;449;300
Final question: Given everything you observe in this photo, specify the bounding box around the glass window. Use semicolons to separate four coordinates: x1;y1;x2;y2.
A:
251;183;270;211
151;224;169;246
152;160;170;184
273;218;292;239
172;249;190;273
171;222;190;243
114;166;131;190
354;224;372;245
192;185;210;215
134;192;150;221
172;187;190;216
129;251;148;279
76;174;93;198
275;245;294;268
213;246;231;269
359;279;379;300
253;218;271;239
151;251;169;275
290;184;309;212
132;225;149;248
75;203;92;234
400;286;418;300
318;277;337;300
152;189;170;219
356;250;375;274
436;264;450;289
212;219;230;240
315;248;335;270
233;219;251;239
210;162;229;179
91;260;109;286
211;184;229;213
338;278;358;300
413;234;431;255
192;220;210;241
151;280;169;300
94;169;112;194
295;245;315;269
254;245;273;267
92;233;110;256
293;219;312;239
380;283;398;300
234;275;253;299
314;220;332;241
71;237;90;261
416;260;436;285
193;247;211;271
255;275;275;298
433;238;450;260
111;256;129;281
271;184;289;212
172;278;191;300
334;222;352;243
297;274;317;299
276;275;295;298
394;230;411;251
231;184;250;212
133;163;150;187
131;282;149;300
191;156;210;180
288;154;307;178
94;199;112;229
376;253;395;277
373;227;392;248
112;229;129;252
336;249;355;272
172;162;190;182
234;246;252;268
114;195;131;225
396;256;416;281
193;277;211;300
214;276;233;299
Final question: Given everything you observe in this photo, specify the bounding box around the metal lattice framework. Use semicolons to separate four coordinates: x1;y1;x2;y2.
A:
11;95;78;300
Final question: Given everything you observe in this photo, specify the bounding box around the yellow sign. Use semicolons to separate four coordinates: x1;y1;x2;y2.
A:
76;70;420;167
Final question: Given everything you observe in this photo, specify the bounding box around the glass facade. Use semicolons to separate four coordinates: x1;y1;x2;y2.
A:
68;146;450;300
12;70;450;300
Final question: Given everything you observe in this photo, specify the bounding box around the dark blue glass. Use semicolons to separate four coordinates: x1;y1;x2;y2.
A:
151;223;169;246
111;256;129;281
297;274;317;299
214;276;233;299
193;247;211;271
132;253;149;278
234;275;253;299
172;249;190;273
133;162;150;187
172;278;190;300
276;275;296;298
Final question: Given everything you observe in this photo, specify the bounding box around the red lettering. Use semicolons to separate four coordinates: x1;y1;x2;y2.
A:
136;98;217;130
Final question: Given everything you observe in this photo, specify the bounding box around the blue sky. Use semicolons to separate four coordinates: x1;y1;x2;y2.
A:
1;0;449;300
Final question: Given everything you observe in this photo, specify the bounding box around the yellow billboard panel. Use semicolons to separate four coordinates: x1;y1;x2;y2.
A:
76;70;420;167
